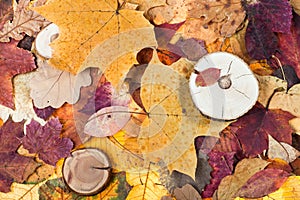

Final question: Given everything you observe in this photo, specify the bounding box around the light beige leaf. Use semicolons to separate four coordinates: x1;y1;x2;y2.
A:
291;0;300;16
0;0;49;42
29;59;92;109
174;184;202;200
256;75;300;117
268;135;300;163
217;158;269;200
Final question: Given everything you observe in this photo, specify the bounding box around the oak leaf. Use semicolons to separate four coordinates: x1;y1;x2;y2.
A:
29;59;92;109
0;0;49;42
0;0;13;30
147;0;245;44
0;39;36;109
33;0;153;74
22;118;73;166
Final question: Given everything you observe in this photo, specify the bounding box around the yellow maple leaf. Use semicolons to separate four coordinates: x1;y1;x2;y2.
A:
33;0;153;74
126;167;170;200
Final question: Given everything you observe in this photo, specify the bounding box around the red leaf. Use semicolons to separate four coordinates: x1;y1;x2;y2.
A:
195;68;221;87
157;48;181;65
276;14;300;79
244;0;292;33
22;118;73;166
0;119;39;193
237;169;289;198
202;151;235;198
0;118;24;152
0;40;36;109
245;19;278;60
223;102;295;157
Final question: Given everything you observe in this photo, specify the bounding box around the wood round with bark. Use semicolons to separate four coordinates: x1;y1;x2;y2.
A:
62;148;112;195
189;52;259;120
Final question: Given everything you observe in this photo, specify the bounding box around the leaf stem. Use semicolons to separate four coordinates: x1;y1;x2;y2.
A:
271;55;287;93
265;87;285;110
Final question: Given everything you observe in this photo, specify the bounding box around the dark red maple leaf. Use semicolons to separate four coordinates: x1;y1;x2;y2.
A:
0;40;36;109
275;13;300;79
223;102;294;157
22;118;73;166
0;118;39;193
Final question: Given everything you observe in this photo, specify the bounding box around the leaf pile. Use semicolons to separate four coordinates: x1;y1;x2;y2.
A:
1;0;300;199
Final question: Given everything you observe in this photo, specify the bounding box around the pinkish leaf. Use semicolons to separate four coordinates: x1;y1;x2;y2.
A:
23;118;73;166
237;169;289;198
84;106;131;137
195;68;221;87
33;105;56;120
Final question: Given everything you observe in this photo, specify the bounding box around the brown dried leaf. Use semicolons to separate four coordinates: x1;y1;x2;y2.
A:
0;0;49;42
173;184;202;200
147;0;245;44
217;158;269;200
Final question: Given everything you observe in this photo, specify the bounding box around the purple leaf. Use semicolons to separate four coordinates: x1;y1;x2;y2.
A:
33;105;56;120
244;0;292;33
237;169;289;198
23;118;73;166
0;119;39;193
80;81;113;115
0;119;24;152
201;152;235;198
245;19;278;60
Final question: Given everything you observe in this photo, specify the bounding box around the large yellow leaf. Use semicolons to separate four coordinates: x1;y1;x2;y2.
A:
33;0;153;74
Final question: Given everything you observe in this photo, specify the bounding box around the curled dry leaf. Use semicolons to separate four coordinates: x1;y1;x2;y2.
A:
0;0;49;42
30;59;92;109
268;135;300;163
257;75;300;118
